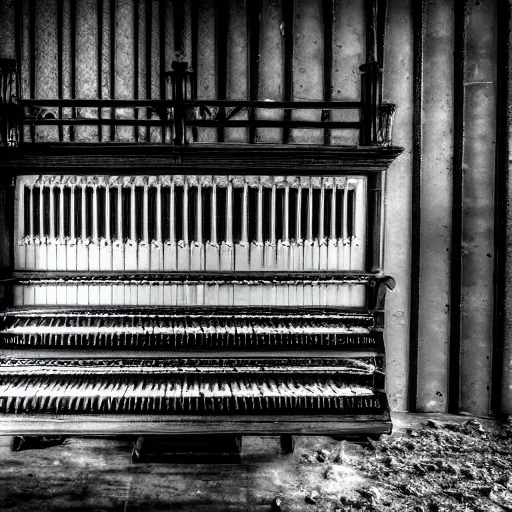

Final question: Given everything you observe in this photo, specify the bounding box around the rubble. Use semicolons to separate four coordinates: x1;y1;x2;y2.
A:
295;416;512;511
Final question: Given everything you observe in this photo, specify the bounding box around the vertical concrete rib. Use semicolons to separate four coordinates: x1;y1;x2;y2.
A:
459;0;496;416
382;0;413;412
415;0;454;413
500;0;512;416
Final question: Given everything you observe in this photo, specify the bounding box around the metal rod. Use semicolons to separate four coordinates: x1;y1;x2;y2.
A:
215;0;228;142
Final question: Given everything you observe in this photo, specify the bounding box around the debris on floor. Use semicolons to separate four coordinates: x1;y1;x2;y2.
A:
297;417;512;511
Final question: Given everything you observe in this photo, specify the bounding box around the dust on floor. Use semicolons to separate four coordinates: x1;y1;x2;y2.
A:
0;413;511;511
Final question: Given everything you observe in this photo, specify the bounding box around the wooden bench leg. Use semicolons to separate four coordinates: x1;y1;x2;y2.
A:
280;435;294;454
11;436;67;452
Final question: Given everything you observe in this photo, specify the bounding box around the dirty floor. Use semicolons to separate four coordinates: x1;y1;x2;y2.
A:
0;413;511;511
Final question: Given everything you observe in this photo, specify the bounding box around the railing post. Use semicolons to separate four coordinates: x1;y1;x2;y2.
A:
0;59;21;151
167;61;189;146
360;61;382;146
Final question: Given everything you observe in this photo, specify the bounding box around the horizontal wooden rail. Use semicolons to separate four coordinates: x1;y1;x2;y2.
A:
19;99;363;109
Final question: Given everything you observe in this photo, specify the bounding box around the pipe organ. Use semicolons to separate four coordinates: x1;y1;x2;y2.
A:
0;144;400;445
0;0;399;447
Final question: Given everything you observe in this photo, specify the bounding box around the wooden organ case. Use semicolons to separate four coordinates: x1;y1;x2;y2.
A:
0;7;402;454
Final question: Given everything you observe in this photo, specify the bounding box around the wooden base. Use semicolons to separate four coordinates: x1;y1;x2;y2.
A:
131;435;243;464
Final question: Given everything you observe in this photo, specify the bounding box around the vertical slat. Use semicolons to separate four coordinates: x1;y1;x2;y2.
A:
70;0;76;142
97;0;103;141
134;0;139;142
110;0;116;141
247;0;262;144
459;0;496;416
196;0;215;142
215;0;227;142
57;0;64;142
159;0;166;142
293;0;324;144
34;1;59;136
499;0;512;416
145;0;152;142
332;0;365;145
258;0;283;143
282;0;294;144
415;0;455;414
322;0;333;145
28;0;36;142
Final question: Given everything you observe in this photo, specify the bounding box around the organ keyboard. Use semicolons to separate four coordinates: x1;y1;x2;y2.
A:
0;145;400;451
